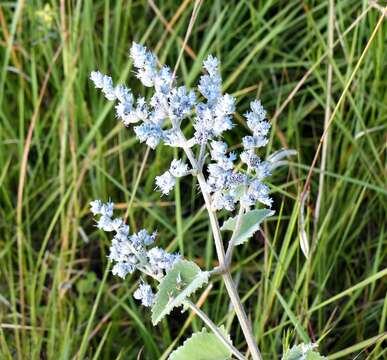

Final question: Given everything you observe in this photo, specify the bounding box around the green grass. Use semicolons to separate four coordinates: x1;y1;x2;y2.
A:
0;0;386;359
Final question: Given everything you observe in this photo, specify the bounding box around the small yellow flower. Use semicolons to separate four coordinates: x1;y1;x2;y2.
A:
35;4;55;29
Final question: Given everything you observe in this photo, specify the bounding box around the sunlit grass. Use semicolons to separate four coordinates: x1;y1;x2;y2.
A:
0;0;386;359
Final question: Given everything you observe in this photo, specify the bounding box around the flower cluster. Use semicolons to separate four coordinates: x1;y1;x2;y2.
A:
155;159;189;195
91;43;197;150
204;99;273;210
193;56;235;143
90;42;274;210
133;282;155;307
90;71;134;127
90;200;181;306
206;141;245;211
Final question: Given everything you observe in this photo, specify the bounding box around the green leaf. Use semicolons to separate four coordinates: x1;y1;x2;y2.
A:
221;209;274;246
151;260;209;325
307;353;327;360
169;327;232;360
282;344;327;360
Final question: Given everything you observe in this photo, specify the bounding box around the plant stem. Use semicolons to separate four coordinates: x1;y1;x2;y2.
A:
180;134;263;360
185;300;247;360
197;173;262;360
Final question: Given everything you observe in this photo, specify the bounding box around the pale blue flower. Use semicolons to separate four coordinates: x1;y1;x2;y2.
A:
250;99;266;120
147;247;180;272
214;94;235;116
155;171;176;195
112;262;135;279
90;200;181;284
163;129;186;147
244;99;270;142
90;71;104;88
248;180;272;207
90;199;103;215
210;140;228;154
198;55;222;105
131;229;157;247
101;75;116;101
134;122;164;149
115;101;132;122
114;84;132;103
240;150;260;169
154;65;173;94
212;192;235;212
130;43;148;68
97;215;115;231
255;161;271;181
101;201;114;217
133;282;154;307
130;42;158;87
169;159;189;177
168;86;196;121
193;106;215;143
242;135;268;149
203;55;219;76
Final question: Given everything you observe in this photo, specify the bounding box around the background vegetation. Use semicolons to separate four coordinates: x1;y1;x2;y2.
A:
0;0;386;359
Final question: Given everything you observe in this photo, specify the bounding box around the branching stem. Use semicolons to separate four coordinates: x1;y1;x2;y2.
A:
179;131;263;360
185;300;247;360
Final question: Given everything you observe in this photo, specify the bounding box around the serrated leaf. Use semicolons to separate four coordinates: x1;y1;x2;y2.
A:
307;353;327;360
282;344;327;360
151;260;209;325
221;209;274;246
169;327;232;360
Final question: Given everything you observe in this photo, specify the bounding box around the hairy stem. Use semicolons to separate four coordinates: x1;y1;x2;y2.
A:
185;300;247;360
180;135;262;360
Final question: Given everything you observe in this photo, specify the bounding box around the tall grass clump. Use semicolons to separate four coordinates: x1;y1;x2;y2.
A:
0;1;386;359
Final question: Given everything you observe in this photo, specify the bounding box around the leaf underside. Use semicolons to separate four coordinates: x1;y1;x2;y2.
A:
169;327;232;360
221;209;274;246
151;260;209;325
282;344;327;360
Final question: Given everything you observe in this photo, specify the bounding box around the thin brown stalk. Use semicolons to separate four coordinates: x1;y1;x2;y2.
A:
16;43;63;357
124;146;151;221
171;0;202;81
0;6;22;70
148;0;196;59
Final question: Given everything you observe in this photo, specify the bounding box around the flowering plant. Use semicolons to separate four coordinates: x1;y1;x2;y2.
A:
89;43;324;360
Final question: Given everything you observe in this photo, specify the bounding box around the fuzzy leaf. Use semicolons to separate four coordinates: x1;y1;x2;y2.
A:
221;209;274;246
282;344;327;360
151;260;209;325
169;327;232;360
